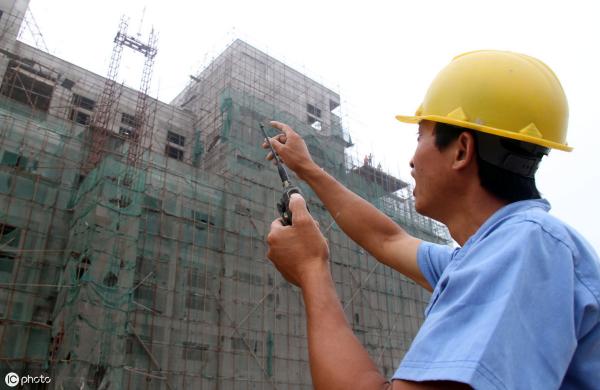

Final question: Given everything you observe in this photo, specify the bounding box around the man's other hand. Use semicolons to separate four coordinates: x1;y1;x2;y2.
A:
266;194;329;287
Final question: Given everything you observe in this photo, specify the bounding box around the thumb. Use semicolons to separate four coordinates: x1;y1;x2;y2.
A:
288;193;310;221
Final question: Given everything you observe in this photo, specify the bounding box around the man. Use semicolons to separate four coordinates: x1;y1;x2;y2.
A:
264;51;600;389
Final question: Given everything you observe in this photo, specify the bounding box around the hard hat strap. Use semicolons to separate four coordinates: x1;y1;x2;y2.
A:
475;133;549;178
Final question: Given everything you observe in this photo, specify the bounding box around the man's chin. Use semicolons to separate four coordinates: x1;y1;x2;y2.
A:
414;201;430;218
414;201;424;215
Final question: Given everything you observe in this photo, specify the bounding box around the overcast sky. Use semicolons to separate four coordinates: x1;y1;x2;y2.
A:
23;0;600;251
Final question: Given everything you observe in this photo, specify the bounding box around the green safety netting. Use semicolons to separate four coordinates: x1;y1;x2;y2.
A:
0;81;449;388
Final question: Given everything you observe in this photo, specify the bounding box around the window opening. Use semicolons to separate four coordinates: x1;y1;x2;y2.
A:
307;115;322;131
72;94;96;110
0;223;19;248
121;112;138;127
76;256;91;280
0;60;54;112
165;145;184;161
167;130;185;147
307;103;321;118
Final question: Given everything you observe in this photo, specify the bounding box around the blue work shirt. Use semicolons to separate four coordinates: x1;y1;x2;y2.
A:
393;199;600;389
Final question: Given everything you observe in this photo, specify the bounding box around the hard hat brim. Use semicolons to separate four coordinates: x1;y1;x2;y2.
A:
395;115;420;124
395;114;573;152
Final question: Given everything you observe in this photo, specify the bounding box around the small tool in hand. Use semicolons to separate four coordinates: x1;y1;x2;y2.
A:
260;123;306;226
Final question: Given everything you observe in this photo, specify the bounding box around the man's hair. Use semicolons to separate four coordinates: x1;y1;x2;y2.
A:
434;122;543;203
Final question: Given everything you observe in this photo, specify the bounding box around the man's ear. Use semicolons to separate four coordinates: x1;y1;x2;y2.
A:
452;131;476;170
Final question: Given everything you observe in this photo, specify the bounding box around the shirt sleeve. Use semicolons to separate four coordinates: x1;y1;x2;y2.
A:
417;241;456;288
394;221;578;389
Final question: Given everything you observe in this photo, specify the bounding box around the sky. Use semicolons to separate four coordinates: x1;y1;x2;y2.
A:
22;0;600;251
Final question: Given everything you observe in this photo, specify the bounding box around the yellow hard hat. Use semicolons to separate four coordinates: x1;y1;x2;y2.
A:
396;50;571;151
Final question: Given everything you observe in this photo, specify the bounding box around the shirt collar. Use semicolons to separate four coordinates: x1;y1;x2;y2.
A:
462;198;551;249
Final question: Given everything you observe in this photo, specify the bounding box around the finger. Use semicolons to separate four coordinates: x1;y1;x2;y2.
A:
288;193;310;223
274;133;287;144
270;137;284;154
265;151;273;161
271;218;283;232
267;220;284;245
270;120;297;139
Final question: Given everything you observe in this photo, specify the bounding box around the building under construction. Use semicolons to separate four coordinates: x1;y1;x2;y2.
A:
0;1;450;388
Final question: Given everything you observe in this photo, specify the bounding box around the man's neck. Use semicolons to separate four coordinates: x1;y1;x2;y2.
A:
444;192;508;246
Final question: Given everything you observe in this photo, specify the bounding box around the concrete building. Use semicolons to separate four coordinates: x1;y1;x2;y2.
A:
0;1;450;388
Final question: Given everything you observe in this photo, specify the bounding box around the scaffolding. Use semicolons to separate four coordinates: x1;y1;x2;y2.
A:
0;6;451;389
86;16;158;173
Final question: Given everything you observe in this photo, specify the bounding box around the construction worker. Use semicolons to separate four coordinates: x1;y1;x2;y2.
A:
263;50;600;389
